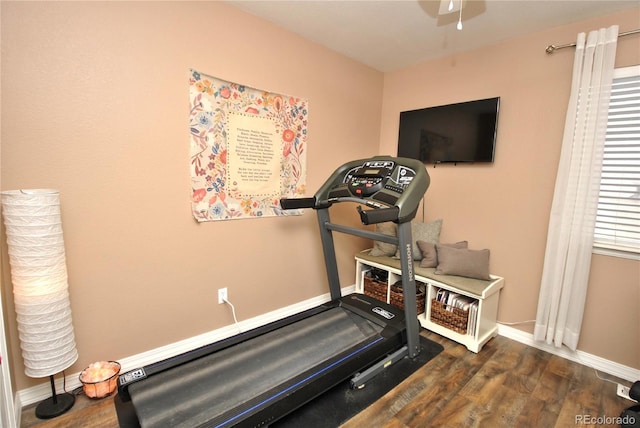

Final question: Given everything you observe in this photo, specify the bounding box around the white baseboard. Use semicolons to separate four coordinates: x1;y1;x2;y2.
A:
17;285;637;411
497;324;640;383
17;286;355;408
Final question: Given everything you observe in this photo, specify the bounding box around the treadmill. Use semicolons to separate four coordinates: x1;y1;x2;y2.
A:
114;156;430;427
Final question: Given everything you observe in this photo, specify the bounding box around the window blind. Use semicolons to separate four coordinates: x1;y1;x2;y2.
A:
594;66;640;254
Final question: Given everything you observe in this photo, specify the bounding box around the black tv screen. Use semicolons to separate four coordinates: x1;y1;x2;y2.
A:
397;97;500;164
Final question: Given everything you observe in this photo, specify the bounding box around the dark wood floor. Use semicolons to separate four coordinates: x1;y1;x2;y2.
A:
21;331;634;427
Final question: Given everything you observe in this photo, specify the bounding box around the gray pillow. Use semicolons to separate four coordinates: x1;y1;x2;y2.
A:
368;222;397;257
394;219;443;260
435;245;491;280
417;240;468;268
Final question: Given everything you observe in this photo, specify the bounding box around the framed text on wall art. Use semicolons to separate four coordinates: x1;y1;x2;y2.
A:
189;69;307;221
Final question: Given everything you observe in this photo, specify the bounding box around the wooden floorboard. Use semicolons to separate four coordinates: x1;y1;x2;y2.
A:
20;331;634;427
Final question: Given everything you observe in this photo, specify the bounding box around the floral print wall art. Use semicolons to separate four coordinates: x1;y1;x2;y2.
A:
189;69;307;221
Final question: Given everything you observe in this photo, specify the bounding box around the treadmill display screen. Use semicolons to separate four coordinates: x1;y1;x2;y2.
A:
343;161;417;200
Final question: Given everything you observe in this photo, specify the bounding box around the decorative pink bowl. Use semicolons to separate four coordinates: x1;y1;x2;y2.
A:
79;361;121;399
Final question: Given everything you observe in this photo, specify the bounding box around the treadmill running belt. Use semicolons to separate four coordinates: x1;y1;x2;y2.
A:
129;307;383;427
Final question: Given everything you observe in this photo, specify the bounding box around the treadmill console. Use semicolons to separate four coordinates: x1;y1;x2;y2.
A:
281;156;429;224
343;160;417;199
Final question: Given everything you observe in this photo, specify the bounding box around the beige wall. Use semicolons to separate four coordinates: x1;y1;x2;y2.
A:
380;9;640;368
2;1;639;395
1;1;382;390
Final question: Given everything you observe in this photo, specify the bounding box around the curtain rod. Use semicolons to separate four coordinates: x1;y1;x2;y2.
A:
545;28;640;54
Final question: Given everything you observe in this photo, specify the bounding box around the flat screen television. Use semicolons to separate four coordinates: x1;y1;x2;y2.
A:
397;97;500;164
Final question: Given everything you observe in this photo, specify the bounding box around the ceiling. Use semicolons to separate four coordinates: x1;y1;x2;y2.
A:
227;0;639;72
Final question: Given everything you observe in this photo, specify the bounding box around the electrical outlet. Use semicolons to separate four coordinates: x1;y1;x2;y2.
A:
218;288;228;304
617;383;636;402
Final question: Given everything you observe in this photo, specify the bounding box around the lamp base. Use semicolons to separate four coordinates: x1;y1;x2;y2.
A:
34;392;75;419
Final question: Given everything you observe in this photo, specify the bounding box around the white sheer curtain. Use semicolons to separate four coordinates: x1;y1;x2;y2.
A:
534;25;619;351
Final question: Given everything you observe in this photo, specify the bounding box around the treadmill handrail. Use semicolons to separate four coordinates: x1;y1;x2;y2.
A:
281;195;402;225
280;196;392;211
322;196;390;209
279;197;317;210
356;206;400;225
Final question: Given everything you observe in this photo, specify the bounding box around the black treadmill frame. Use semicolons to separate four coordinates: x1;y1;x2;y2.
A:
310;156;429;359
114;156;430;427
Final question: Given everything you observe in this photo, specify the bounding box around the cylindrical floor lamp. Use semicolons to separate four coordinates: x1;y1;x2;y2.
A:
1;189;78;419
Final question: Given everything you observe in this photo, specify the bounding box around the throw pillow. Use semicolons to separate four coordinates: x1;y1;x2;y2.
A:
435;245;491;280
368;222;397;257
417;240;468;268
394;219;443;260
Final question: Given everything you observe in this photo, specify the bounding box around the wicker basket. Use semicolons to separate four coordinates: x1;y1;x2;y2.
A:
363;277;425;315
363;276;387;302
429;299;469;334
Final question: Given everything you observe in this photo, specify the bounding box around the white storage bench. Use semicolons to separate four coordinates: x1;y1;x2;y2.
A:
355;251;504;352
